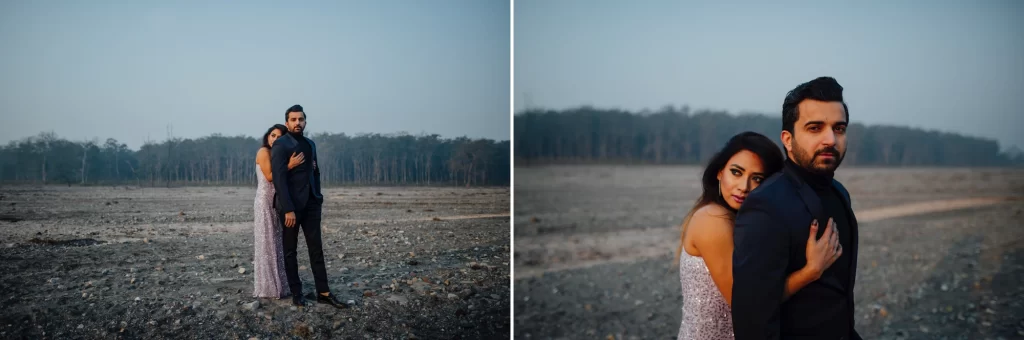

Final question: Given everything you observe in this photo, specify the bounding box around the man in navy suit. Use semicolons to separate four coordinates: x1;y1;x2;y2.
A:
732;77;861;340
271;104;346;308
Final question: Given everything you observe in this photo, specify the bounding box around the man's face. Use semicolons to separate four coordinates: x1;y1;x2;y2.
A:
286;111;306;134
782;99;848;174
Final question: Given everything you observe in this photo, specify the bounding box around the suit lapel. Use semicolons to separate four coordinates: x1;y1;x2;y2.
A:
784;166;847;294
307;137;316;161
833;179;859;295
784;166;826;237
304;137;322;198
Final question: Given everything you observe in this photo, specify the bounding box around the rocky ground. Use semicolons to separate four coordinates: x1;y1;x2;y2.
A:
0;185;510;339
513;166;1024;340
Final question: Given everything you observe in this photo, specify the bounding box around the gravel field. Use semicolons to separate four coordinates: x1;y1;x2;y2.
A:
514;166;1024;339
0;185;510;340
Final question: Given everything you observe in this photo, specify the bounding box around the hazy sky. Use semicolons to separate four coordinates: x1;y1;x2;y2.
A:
1;0;510;150
516;0;1024;151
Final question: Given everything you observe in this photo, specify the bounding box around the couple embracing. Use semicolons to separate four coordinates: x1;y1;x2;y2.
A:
251;105;346;308
677;77;862;340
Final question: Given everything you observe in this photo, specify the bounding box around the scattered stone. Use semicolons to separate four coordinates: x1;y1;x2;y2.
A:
238;267;246;274
244;301;259;311
387;295;409;306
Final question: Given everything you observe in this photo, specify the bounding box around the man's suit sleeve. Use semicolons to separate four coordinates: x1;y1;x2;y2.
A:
732;194;790;340
270;143;295;214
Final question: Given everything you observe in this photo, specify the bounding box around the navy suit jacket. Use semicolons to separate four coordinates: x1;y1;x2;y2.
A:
270;133;323;215
731;165;861;340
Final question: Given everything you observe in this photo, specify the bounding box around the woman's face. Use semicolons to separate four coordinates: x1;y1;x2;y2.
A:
717;149;767;210
268;129;283;147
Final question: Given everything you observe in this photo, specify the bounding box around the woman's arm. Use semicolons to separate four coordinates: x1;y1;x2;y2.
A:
783;218;840;300
693;208;835;305
256;148;273;182
688;207;736;304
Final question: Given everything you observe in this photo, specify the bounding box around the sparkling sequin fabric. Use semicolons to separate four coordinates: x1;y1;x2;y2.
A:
252;164;289;298
678;250;735;340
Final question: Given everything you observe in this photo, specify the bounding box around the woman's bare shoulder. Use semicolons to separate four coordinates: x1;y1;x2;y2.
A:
690;204;734;232
696;204;733;220
256;147;270;160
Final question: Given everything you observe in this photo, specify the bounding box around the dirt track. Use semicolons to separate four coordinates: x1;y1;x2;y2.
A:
513;197;1020;279
0;185;510;339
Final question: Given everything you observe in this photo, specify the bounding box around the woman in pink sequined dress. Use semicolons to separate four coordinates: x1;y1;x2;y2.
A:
675;132;843;339
253;124;305;298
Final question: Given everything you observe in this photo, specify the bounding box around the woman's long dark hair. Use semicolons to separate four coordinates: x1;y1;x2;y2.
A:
675;131;784;262
261;124;289;149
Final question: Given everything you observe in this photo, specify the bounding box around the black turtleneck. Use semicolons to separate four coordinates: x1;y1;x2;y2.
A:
786;158;852;288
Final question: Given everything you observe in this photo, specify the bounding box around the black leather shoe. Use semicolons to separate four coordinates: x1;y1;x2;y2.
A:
316;293;349;309
292;295;307;307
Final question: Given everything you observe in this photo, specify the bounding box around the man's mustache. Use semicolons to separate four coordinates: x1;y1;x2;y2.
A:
815;147;839;157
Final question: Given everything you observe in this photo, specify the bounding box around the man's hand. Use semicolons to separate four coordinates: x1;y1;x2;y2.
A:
284;212;296;228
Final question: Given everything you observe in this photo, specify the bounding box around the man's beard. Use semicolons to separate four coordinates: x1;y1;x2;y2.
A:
792;139;844;175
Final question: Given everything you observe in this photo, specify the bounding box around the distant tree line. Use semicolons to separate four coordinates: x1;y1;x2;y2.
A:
514;106;1024;167
0;132;510;187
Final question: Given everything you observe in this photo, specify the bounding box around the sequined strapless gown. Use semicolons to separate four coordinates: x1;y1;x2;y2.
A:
252;164;289;298
678;250;734;340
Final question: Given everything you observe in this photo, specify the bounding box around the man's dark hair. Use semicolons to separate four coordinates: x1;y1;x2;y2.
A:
781;77;849;133
285;104;306;120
